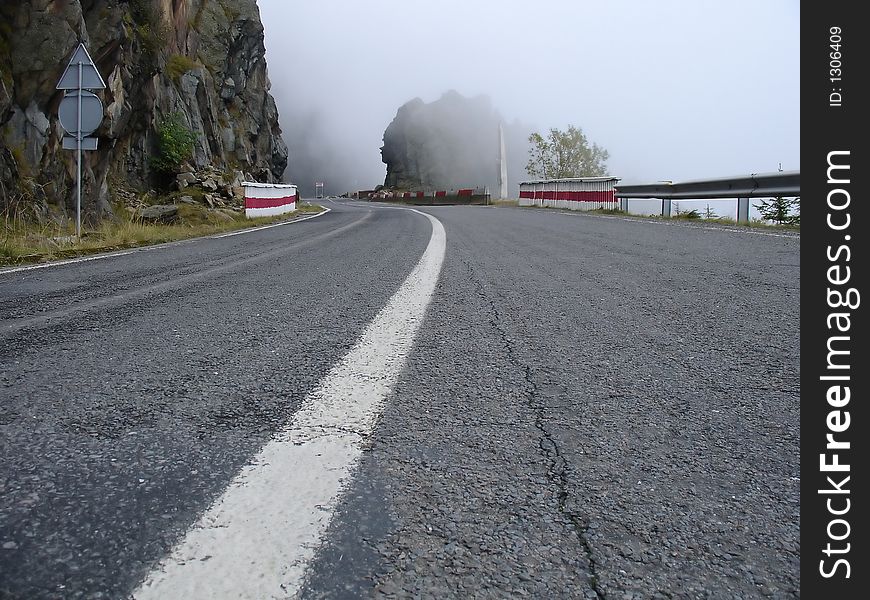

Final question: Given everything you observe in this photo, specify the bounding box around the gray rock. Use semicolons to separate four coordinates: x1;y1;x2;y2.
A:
381;91;530;194
212;209;235;222
137;205;179;224
176;173;198;189
220;78;237;100
222;128;236;153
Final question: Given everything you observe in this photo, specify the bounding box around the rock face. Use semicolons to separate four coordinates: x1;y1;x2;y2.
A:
381;91;532;196
0;0;288;223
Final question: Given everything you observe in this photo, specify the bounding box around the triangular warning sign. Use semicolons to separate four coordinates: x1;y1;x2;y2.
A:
56;43;106;90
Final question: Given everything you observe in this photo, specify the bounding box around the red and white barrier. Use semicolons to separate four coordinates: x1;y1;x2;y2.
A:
365;186;492;204
243;182;298;218
519;177;619;210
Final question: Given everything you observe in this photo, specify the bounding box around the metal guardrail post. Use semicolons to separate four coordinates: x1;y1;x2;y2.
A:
662;199;672;218
737;198;750;223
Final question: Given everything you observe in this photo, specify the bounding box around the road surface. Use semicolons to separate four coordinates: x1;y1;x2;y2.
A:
1;201;800;598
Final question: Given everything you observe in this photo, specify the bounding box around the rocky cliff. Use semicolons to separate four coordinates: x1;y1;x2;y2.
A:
381;91;531;196
0;0;287;223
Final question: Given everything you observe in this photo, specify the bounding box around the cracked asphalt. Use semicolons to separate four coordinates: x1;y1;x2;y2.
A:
299;204;800;599
1;201;799;598
0;204;428;599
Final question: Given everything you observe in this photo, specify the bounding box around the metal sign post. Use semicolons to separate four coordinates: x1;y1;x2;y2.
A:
56;43;105;239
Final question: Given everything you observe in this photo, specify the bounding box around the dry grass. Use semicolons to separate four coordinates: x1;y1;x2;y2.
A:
1;203;325;267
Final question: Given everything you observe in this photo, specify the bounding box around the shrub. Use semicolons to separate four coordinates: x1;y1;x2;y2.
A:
151;112;196;175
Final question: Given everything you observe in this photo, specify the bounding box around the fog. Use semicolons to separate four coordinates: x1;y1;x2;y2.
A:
258;0;799;197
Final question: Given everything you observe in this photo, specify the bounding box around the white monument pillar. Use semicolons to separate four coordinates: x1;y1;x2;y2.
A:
498;122;508;199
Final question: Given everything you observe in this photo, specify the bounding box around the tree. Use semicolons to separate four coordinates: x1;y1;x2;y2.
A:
526;125;609;179
755;196;800;225
703;203;720;219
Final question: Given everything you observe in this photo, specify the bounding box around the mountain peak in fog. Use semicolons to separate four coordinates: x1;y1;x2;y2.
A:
381;91;531;195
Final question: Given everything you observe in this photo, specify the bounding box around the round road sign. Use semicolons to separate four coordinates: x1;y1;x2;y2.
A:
58;90;104;136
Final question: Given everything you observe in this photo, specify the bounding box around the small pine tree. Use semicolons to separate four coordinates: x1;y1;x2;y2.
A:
755;196;800;225
703;203;720;219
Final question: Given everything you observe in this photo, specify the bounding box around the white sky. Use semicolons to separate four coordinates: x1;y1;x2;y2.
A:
257;0;799;191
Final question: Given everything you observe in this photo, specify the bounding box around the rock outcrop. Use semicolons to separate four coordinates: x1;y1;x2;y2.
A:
381;91;532;196
0;0;287;223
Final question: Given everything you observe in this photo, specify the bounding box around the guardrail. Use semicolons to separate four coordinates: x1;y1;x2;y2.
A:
614;171;800;222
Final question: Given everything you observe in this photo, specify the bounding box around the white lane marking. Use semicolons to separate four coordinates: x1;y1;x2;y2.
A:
212;207;331;238
0;209;331;276
0;250;138;275
134;209;446;600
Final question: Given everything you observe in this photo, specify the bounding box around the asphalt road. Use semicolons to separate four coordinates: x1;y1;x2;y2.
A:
0;201;800;599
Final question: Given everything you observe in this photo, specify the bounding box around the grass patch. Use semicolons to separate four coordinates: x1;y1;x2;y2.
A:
166;54;202;81
1;204;326;267
672;211;702;220
588;208;628;215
